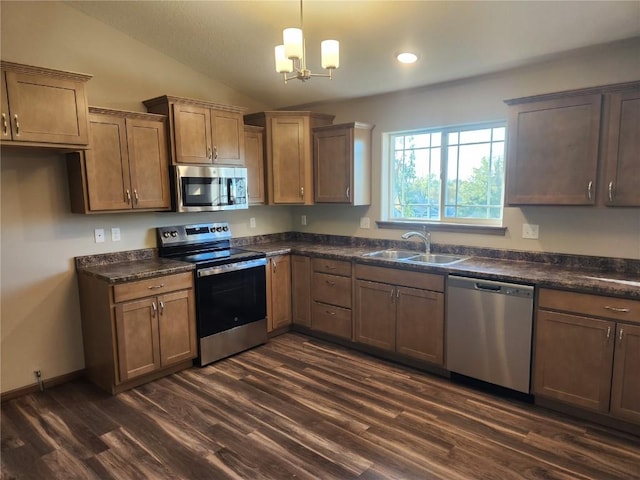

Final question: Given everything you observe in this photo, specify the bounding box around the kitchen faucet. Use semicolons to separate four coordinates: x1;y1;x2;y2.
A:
401;230;431;254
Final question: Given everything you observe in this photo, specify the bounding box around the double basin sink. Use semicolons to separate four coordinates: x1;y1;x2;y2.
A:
362;249;468;266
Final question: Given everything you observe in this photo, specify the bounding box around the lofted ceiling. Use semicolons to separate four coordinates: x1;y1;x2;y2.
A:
66;1;640;109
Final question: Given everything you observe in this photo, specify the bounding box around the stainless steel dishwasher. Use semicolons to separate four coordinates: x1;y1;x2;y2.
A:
446;275;534;393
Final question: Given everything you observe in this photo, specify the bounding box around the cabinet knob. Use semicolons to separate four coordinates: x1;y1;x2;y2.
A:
346;187;350;199
586;181;593;201
1;113;7;136
608;181;614;203
13;114;19;136
300;186;304;198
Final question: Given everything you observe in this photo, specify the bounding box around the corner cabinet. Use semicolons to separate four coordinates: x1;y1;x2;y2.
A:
354;264;445;365
504;81;640;207
66;107;171;213
143;95;245;165
244;125;265;205
244;111;334;204
266;254;292;332
534;289;640;425
1;61;91;149
313;122;374;205
77;271;197;394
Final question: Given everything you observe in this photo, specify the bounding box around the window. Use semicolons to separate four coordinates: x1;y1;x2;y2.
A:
389;123;505;224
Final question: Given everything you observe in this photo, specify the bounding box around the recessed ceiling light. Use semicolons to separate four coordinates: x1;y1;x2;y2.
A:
396;52;418;64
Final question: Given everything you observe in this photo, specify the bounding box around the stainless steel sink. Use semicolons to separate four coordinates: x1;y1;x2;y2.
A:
402;254;468;265
362;249;419;260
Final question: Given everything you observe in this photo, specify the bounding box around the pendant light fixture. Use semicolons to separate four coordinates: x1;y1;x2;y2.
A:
274;0;339;83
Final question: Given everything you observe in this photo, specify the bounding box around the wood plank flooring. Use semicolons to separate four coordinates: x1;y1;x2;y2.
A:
2;333;639;479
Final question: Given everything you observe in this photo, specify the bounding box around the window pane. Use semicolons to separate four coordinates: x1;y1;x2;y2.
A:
493;127;505;142
460;128;491;144
394;136;404;150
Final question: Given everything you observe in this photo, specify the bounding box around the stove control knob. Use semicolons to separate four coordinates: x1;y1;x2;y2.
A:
222;226;229;232
209;227;216;233
162;232;170;238
170;231;178;237
216;226;223;232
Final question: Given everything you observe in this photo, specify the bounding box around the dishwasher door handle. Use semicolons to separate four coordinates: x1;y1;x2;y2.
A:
475;282;502;292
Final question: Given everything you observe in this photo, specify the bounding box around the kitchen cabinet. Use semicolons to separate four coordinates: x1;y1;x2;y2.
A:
244;111;334;205
67;107;171;213
143;95;245;166
77;271;197;394
291;255;311;328
354;264;445;364
244;125;265;205
313;122;374;205
534;288;640;424
1;60;91;148
504;81;640;206
311;258;353;339
266;254;292;332
601;87;640;206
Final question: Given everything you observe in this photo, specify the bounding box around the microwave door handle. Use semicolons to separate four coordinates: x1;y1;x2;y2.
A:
227;178;234;205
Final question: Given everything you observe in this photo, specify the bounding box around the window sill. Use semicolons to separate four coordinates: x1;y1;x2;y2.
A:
376;220;507;236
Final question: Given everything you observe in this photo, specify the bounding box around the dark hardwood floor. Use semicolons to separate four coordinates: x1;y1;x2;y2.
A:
2;333;639;479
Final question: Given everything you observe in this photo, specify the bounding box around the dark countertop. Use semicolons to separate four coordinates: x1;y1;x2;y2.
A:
77;257;195;284
246;241;640;299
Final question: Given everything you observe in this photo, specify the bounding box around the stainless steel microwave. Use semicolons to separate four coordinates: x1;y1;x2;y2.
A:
174;165;248;212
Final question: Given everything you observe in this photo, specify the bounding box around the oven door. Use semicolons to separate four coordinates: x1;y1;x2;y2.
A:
195;258;267;337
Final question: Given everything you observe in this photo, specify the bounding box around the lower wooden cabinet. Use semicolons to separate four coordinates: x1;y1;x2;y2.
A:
534;289;640;424
354;264;445;365
311;258;353;339
266;254;292;332
78;271;197;394
291;255;311;328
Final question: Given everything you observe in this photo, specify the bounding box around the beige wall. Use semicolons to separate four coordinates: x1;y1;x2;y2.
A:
293;38;640;258
1;1;638;393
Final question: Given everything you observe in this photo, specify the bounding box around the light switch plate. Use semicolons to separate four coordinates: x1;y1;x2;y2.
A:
94;228;105;243
522;223;539;239
249;217;256;229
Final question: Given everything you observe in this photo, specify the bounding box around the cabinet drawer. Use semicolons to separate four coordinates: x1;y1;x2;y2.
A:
355;264;444;292
312;258;352;277
312;272;352;308
312;302;352;339
539;289;640;324
113;272;193;303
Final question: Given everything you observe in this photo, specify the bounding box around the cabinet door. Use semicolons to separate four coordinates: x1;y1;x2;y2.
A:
172;103;212;164
211;109;244;165
533;310;614;412
506;94;601;205
267;255;292;332
291;255;311;327
314;127;352;203
1;73;9;140
85;113;132;211
3;70;89;145
270;116;307;204
244;126;265;204
115;298;161;382
603;90;640;206
396;287;444;365
354;280;396;351
157;290;197;367
610;323;640;424
126;117;171;210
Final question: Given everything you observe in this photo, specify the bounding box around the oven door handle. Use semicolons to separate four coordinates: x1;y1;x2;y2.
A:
197;257;267;277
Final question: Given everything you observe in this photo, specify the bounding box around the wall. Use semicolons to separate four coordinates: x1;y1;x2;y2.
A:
292;38;640;259
0;1;290;393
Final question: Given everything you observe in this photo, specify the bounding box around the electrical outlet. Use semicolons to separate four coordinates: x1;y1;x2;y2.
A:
360;217;371;229
249;217;256;229
522;223;539;239
301;215;307;226
111;227;121;241
94;228;105;243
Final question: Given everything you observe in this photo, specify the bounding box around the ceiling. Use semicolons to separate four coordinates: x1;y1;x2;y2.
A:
67;1;640;109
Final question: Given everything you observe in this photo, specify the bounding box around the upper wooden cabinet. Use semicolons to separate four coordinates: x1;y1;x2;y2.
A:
601;88;640;206
67;107;171;213
244;125;265;205
244;111;334;205
1;61;91;149
313;122;374;205
143;95;245;166
504;81;640;207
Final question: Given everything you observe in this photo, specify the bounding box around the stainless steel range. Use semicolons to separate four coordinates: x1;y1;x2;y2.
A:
157;222;267;366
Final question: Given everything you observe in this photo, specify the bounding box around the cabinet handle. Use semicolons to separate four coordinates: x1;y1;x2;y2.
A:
147;284;165;290
213;146;218;160
325;280;335;286
604;305;630;313
300;186;304;198
586;181;593;200
126;189;131;204
346;187;350;199
608;181;614;203
14;114;19;136
325;265;336;270
159;300;164;315
207;146;213;160
272;259;276;274
396;289;400;300
606;326;611;339
619;328;624;342
390;287;395;303
1;113;7;136
133;189;139;204
151;302;157;317
326;310;336;316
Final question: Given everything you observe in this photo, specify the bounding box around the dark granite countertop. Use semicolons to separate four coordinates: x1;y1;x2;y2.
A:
245;241;640;299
